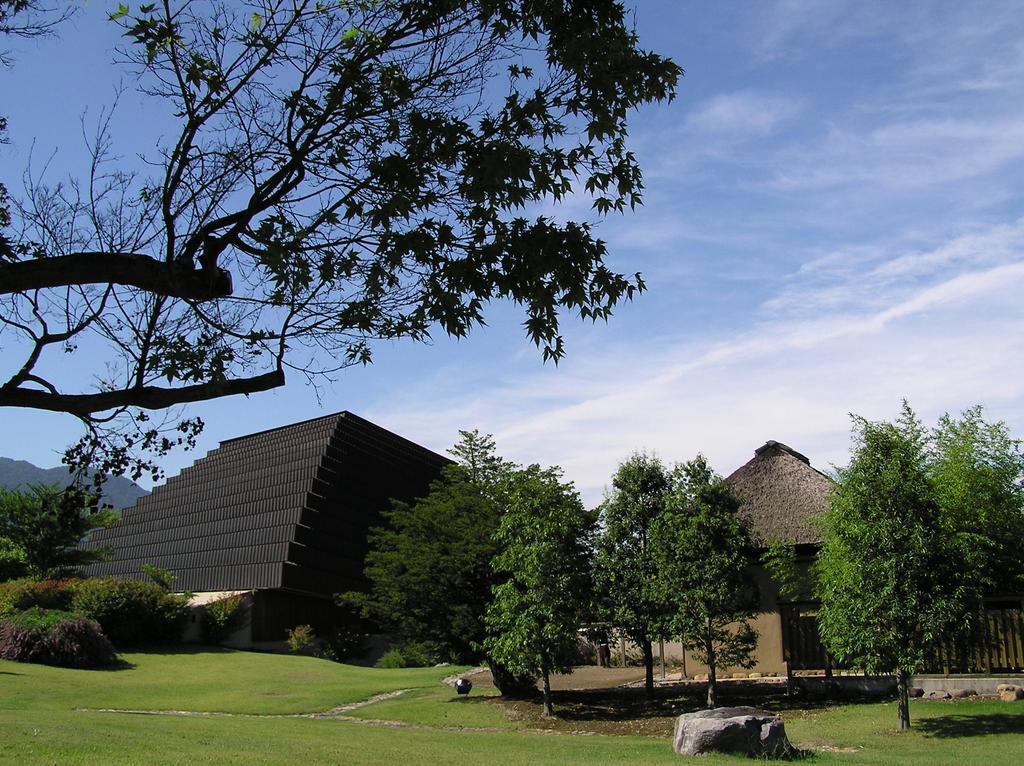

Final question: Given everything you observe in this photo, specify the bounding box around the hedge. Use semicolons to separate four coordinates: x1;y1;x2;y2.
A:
0;607;118;668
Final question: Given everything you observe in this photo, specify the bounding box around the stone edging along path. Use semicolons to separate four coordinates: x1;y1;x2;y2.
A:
77;689;413;721
77;669;489;722
75;688;570;736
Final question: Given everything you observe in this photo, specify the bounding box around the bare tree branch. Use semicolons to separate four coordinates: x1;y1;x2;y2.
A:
0;252;232;299
0;368;284;415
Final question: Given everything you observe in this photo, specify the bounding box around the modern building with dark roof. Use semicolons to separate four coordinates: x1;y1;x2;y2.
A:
83;411;449;645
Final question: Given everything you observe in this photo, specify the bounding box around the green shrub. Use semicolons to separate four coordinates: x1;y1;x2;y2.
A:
392;641;438;668
141;564;177;591
286;624;316;655
373;641;440;669
374;649;406;668
0;537;28;582
0;607;118;668
69;578;188;647
5;606;77;631
317;627;370;663
0;578;78;618
201;594;247;644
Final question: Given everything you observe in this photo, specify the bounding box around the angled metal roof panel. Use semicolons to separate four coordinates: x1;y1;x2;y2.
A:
83;412;449;596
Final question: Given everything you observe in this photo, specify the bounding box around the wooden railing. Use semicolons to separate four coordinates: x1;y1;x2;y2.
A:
924;603;1024;674
781;599;1024;674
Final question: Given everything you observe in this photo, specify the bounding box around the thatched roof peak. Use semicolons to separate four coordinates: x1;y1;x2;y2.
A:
754;440;810;465
726;441;834;547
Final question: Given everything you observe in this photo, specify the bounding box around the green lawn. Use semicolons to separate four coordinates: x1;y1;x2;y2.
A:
2;649;1023;765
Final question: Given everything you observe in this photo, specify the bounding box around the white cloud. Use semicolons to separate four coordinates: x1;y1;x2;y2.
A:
768;115;1024;192
685;91;803;137
368;222;1024;506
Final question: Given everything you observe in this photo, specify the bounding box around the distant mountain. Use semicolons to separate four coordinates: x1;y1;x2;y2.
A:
0;457;149;509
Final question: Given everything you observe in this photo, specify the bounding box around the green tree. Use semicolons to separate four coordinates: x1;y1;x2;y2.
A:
815;406;979;731
348;430;509;664
652;456;758;709
594;452;670;699
930;406;1024;595
0;484;118;579
485;464;595;717
0;1;680;482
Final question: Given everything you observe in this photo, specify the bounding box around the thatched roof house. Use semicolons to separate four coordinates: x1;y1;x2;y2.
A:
725;440;834;548
83;412;449;643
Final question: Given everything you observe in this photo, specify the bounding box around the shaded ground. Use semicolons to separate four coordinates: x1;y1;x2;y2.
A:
473;671;882;738
916;712;1024;738
468;665;648;691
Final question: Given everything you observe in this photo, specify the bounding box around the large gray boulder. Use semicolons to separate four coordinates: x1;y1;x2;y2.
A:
673;707;794;758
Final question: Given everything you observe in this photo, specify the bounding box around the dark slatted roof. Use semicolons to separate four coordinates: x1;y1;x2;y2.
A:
83;412;449;596
725;440;834;547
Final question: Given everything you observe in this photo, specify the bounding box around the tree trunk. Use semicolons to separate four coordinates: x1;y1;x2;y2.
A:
488;658;537;699
541;663;554;718
705;618;718;709
897;669;911;731
642;638;655;700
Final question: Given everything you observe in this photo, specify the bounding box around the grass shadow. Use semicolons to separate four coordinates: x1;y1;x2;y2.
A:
92;658;136;672
444;696;495;707
546;682;874;724
118;644;230;655
0;670;23;675
917;712;1024;738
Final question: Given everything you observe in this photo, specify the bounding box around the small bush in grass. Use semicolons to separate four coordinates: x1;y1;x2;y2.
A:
375;649;406;668
393;641;439;667
374;642;439;669
0;607;118;668
70;578;188;646
0;578;78;617
287;624;316;655
201;594;247;644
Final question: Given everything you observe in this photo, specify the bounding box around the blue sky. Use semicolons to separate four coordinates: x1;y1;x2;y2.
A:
3;1;1024;505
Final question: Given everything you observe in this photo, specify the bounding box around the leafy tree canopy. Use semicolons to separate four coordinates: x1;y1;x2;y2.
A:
652;455;757;708
0;484;118;579
594;451;671;698
815;404;984;730
345;429;510;664
0;0;680;481
929;405;1024;595
485;463;595;716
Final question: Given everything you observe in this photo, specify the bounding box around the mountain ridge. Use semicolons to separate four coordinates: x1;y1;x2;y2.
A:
0;457;149;509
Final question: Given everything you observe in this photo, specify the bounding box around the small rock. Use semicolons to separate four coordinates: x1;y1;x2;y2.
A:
732;672;748;679
924;690;951;700
1000;688;1024;702
748;672;762;679
909;687;925;698
949;689;976;699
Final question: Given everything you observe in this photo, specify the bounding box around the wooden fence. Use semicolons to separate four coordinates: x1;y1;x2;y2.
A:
924;603;1024;674
781;599;1024;674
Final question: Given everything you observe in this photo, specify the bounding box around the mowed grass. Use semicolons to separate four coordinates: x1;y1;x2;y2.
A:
0;646;461;715
3;649;1024;765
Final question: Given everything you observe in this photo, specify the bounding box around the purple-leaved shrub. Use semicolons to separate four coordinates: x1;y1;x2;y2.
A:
0;607;118;668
